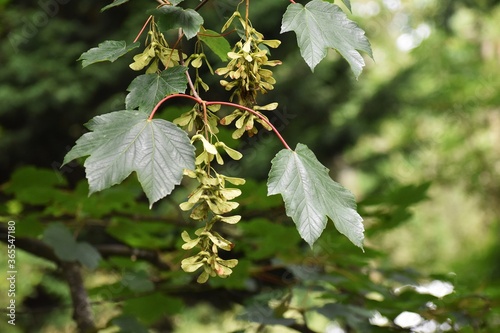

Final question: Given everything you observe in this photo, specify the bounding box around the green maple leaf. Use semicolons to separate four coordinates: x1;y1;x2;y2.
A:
267;143;364;249
154;6;204;40
198;28;231;61
78;40;140;68
125;66;188;114
101;0;129;12
281;0;372;77
63;111;195;207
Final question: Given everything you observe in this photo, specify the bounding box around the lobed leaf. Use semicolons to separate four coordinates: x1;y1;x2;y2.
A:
78;40;140;68
267;143;364;248
63;111;195;207
281;0;372;77
125;66;188;114
154;6;204;40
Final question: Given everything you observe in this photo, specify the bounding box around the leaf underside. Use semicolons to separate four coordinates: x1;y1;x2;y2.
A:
63;111;195;207
78;40;140;68
267;143;364;249
125;66;188;114
281;0;372;77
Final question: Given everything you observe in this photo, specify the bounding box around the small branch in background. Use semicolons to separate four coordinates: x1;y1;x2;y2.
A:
0;225;59;263
61;262;97;333
175;28;201;100
96;244;172;270
195;0;211;11
0;225;96;332
133;15;152;43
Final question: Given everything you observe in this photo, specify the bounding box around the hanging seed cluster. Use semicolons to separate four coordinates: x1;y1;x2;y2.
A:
216;12;281;106
178;131;245;283
174;8;284;283
215;11;282;138
130;20;185;73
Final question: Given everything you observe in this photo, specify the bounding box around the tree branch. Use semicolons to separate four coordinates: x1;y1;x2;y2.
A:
0;224;59;263
0;224;172;270
0;225;97;332
61;262;97;333
195;0;211;11
95;244;173;270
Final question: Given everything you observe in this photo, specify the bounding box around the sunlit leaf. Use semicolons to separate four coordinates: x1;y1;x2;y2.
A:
63;111;195;207
267;143;364;248
281;0;372;76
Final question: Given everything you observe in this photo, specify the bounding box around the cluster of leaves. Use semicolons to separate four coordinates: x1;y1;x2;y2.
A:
65;0;373;282
2;167;499;332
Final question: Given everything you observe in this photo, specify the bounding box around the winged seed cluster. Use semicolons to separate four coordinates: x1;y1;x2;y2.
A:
173;10;290;281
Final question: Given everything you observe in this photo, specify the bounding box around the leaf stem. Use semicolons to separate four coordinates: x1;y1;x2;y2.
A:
148;95;292;150
133;15;152;43
148;94;202;120
245;0;250;39
206;101;291;150
175;28;201;101
202;101;209;139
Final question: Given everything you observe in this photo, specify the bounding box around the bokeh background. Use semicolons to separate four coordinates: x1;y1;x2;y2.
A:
1;0;499;332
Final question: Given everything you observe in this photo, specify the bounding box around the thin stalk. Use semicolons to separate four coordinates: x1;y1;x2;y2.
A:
148;94;202;120
201;101;212;175
175;28;201;100
245;0;250;39
194;0;211;11
202;101;209;139
206;101;291;150
133;16;152;43
147;95;292;150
